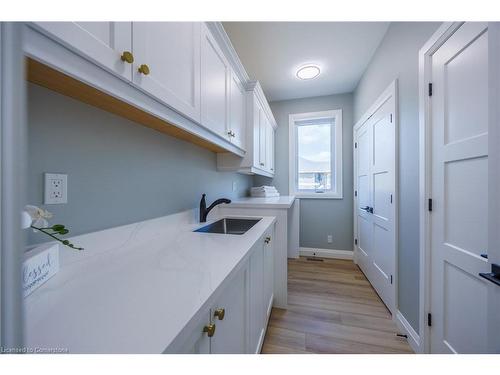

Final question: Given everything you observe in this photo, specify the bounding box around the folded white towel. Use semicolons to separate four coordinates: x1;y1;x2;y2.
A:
251;186;278;192
251;191;280;198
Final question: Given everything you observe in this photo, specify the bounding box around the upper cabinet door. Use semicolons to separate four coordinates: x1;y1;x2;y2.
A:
132;22;201;122
34;22;133;81
258;109;267;169
201;24;230;138
229;71;246;150
267;124;275;174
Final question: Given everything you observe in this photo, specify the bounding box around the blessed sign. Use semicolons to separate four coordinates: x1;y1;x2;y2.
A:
23;243;59;297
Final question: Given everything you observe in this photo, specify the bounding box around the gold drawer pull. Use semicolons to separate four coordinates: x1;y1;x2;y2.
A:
203;323;216;337
214;308;225;320
120;51;134;64
138;64;150;75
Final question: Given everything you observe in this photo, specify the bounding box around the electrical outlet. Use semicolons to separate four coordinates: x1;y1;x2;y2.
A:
327;235;333;243
232;181;237;192
44;173;67;204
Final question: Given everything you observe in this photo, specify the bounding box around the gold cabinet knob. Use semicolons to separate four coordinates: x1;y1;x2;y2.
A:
138;64;150;75
120;51;134;64
203;323;216;337
265;236;271;244
214;308;225;320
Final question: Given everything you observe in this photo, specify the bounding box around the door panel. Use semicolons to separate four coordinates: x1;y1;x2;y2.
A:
263;229;274;318
356;123;372;266
258;109;267;169
430;22;490;353
229;71;246;149
201;24;230;137
210;269;247;354
248;242;264;353
355;92;396;314
35;22;132;80
132;22;201;122
442;262;488;353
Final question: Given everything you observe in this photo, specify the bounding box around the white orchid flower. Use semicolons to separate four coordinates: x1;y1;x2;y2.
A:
23;205;53;231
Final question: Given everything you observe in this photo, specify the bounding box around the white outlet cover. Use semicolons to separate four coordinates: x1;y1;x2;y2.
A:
44;173;67;204
232;181;237;192
327;235;333;243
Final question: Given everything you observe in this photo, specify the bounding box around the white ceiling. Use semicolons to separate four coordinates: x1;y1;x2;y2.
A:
223;22;390;102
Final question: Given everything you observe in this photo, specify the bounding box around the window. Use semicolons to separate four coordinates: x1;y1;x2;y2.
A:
289;110;342;198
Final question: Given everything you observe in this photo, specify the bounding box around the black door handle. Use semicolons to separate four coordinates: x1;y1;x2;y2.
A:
479;263;500;287
360;206;374;214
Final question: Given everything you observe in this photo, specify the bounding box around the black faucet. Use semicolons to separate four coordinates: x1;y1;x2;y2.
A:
199;194;231;222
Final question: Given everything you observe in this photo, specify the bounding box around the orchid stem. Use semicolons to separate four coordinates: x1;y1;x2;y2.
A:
30;225;84;251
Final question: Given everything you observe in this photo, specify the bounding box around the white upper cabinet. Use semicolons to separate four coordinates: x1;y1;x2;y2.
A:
201;24;230;138
228;71;246;149
30;22;275;158
132;22;201;122
258;106;267;169
266;121;275;173
34;22;133;81
216;82;277;178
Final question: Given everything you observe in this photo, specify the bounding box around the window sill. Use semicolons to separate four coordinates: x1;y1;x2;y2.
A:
293;193;343;200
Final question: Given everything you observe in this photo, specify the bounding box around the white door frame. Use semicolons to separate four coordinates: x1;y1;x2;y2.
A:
0;22;26;350
353;79;398;314
418;22;500;354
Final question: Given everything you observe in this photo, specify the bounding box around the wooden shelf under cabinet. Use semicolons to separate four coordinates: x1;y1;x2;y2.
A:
26;58;227;153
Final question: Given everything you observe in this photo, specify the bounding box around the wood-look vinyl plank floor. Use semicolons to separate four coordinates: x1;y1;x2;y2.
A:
261;257;413;354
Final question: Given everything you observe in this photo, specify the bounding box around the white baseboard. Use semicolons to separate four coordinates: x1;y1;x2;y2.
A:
299;247;353;260
395;310;421;353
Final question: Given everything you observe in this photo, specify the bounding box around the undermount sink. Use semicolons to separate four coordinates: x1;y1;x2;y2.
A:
194;218;261;235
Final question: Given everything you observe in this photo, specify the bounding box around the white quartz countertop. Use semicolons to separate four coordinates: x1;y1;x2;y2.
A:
24;210;276;353
226;195;296;209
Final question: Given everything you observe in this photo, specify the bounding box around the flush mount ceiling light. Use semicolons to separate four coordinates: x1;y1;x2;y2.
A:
296;65;321;80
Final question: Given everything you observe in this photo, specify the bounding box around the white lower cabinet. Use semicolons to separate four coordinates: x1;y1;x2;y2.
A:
170;225;275;354
248;238;265;353
209;268;247;353
263;230;274;319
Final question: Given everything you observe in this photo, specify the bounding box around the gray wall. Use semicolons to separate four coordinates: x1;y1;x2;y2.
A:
255;93;353;251
353;22;440;332
27;84;252;245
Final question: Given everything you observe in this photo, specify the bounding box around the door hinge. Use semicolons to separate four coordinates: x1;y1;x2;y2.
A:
390;113;393;123
390;194;393;204
428;198;433;212
427;313;432;327
428;83;433;96
355;142;357;149
355;190;357;197
354;238;358;245
390;275;393;284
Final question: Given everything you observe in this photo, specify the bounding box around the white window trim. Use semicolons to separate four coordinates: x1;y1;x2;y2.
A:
288;109;343;199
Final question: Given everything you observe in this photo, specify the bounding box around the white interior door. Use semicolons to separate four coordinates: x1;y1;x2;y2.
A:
429;22;492;353
369;99;396;311
354;84;397;315
355;121;372;273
